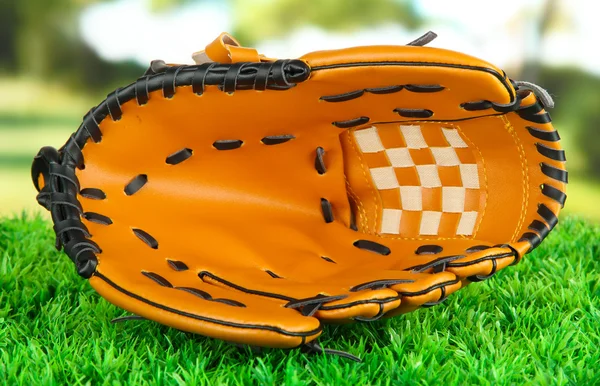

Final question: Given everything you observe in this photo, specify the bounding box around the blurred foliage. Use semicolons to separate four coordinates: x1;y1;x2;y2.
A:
0;0;420;95
538;66;600;179
143;0;421;45
576;105;600;178
231;0;421;44
0;0;144;96
2;0;95;75
148;0;197;11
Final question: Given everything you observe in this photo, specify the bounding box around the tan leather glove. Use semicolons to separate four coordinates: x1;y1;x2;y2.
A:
32;32;566;353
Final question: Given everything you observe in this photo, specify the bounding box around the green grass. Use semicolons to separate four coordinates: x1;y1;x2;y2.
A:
0;215;598;385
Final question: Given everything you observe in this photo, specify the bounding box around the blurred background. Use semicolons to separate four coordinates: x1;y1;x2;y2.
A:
1;0;598;220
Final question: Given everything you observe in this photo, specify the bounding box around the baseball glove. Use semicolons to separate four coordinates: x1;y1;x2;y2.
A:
32;32;566;354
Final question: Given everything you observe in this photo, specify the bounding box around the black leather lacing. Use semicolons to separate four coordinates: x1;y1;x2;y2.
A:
457;88;566;259
394;108;434;118
353;240;391;255
527;126;560;142
261;135;295;145
32;147;100;277
320;198;334;223
514;92;567;253
166;148;193;165
167;259;189;271
332;116;370;128
422;285;447;307
350;279;413;292
321;256;336;263
132;228;159;249
541;184;566;207
265;270;281;279
467;259;498;283
124;174;148;196
415;245;443;255
213;139;243;150
466;245;491;253
353;303;387;322
177;286;246;308
142;271;247;307
320;84;444;103
302;341;362;363
162;66;182;98
83;212;112;225
409;255;463;273
315;147;327;174
79;188;106;200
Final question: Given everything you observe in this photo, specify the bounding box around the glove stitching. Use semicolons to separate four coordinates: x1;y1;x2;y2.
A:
500;115;529;242
346;129;378;234
453;123;488;238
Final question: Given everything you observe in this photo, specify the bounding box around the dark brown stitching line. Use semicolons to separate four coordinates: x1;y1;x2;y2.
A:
319;296;401;311
320;84;444;103
261;135;295;145
94;271;322;338
199;271;294;302
79;188;106;200
444;252;515;268
199;272;411;316
332;112;511;129
311;61;515;103
166;148;193;165
468;259;498;282
315;147;326;174
332;116;370;128
325;63;518;128
368;112;506;124
175;287;246;308
396;279;460;297
167;259;189;271
415;245;444;255
321;256;336;263
353;303;386;322
316;148;336;226
350;279;414;292
422;283;448;307
213;140;243;150
408;255;464;273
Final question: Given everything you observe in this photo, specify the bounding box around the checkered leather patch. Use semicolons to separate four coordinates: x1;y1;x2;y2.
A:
353;123;482;237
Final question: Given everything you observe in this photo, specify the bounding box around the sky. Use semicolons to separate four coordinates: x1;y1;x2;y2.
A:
80;0;600;76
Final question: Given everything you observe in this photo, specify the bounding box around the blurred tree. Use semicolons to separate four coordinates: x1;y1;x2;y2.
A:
231;0;422;44
143;0;421;45
149;0;196;11
0;0;18;73
0;0;199;78
520;0;559;82
2;0;96;77
0;0;144;95
539;67;600;180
